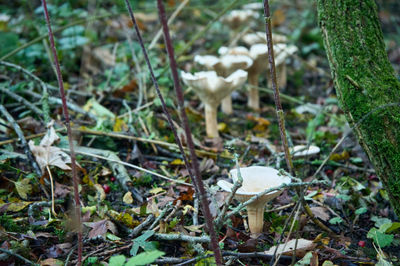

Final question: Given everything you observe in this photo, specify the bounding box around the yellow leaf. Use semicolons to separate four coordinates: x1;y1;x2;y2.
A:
113;118;128;132
123;192;133;204
14;178;32;200
94;184;106;201
149;187;165;195
171;159;185;165
0;201;32;212
217;122;227;132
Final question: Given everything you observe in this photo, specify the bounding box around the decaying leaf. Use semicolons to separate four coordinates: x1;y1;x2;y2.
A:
94;184;106;201
85;219;117;239
0;201;32;213
310;206;330;222
14;178;32;200
123;192;134;204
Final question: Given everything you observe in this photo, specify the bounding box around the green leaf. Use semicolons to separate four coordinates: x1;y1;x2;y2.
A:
109;255;126;266
367;228;393;248
386;222;400;233
329;217;343;225
355;207;367;215
294;252;313;266
126;250;165;266
371;216;392;228
130;230;155;256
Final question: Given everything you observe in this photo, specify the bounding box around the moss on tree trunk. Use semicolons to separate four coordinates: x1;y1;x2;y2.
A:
317;0;400;216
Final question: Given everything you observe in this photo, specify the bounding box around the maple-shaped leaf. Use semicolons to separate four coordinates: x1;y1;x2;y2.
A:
14;178;32;200
85;219;117;239
29;140;72;172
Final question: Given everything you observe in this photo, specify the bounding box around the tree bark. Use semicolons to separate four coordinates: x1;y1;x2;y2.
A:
317;0;400;216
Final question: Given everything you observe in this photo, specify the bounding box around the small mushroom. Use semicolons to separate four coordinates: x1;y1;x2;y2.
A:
242;31;288;46
223;10;260;30
220;43;297;110
195;54;253;114
241;2;263;11
181;70;248;138
290;145;320;158
217;166;291;236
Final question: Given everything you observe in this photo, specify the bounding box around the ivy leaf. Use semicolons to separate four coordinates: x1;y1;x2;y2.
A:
329;217;343;225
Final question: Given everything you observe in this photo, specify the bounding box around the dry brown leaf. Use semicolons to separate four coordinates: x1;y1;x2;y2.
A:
85;219;117;239
310;206;330;222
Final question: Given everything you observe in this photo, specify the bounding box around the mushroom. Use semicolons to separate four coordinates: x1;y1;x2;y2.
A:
242;31;288;46
223;10;260;30
241;2;263;11
194;54;253;114
217;166;291;236
290;145;320;158
219;43;297;110
181;70;248;138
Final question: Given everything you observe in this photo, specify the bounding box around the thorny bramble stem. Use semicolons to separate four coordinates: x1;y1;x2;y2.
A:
41;1;82;264
157;0;223;263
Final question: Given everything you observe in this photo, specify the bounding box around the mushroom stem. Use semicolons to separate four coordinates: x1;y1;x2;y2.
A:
221;96;233;115
246;201;265;235
268;64;286;89
205;104;219;138
247;72;260;111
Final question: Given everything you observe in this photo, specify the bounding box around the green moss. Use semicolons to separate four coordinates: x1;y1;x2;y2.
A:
318;0;400;216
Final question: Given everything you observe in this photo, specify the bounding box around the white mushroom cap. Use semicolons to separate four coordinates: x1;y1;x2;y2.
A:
242;32;288;46
218;166;291;196
290;145;320;158
194;55;220;70
181;70;248;106
223;10;260;29
242;2;263;10
274;44;298;65
218;46;249;56
195;54;253;75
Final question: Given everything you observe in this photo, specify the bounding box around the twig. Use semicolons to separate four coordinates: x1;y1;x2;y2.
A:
0;248;39;266
0;104;49;198
223;180;326;223
0;87;43;119
28;199;64;218
129;214;155;237
65;147;193;187
153;233;210;243
40;1;82;263
149;203;172;230
214;154;243;228
157;0;223;263
149;0;190;49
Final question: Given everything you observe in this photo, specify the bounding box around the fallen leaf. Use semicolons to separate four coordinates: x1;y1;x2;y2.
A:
29;141;72;172
14;178;32;200
310;206;330;222
123;192;134;204
85;219;117;239
94;184;106;201
0;201;32;213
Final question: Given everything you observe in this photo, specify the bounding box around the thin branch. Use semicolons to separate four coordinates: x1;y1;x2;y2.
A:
40;1;82;264
0;88;43;119
0;248;39;266
157;0;222;263
222;180;326;223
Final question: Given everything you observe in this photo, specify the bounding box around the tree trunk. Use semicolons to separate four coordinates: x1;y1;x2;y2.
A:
317;0;400;216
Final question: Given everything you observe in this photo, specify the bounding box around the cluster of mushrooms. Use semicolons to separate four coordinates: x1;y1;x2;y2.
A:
181;5;298;139
181;4;320;236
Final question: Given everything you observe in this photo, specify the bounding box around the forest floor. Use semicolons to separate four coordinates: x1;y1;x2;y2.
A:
1;0;400;265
